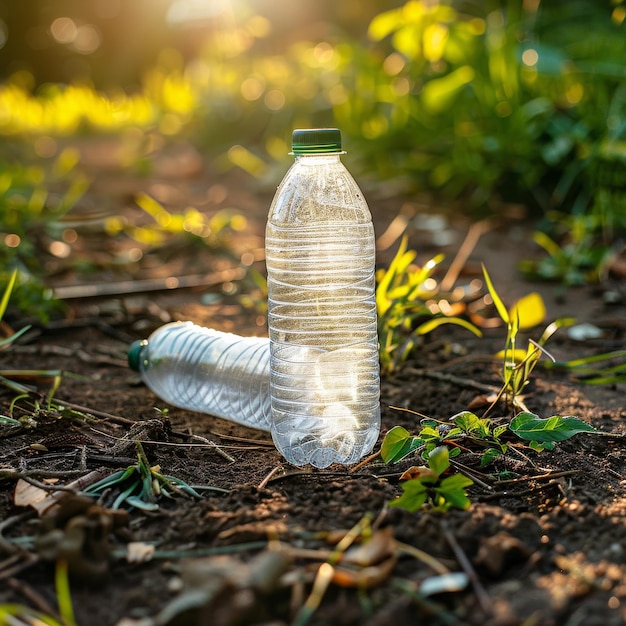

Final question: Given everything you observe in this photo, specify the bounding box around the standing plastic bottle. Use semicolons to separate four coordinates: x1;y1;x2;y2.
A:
128;321;271;431
265;128;380;468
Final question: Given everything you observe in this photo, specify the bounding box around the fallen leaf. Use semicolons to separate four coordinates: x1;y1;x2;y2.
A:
399;466;437;481
14;479;48;508
341;526;396;567
331;555;398;589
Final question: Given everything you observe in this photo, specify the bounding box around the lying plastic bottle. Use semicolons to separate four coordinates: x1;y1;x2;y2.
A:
128;321;271;431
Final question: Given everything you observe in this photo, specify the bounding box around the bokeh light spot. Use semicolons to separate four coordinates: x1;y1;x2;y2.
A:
314;42;335;65
34;136;58;158
50;17;77;44
49;241;71;258
4;234;21;248
383;53;406;76
264;89;285;111
62;228;78;244
73;24;101;54
240;76;264;101
128;248;143;262
565;83;584;105
522;48;539;67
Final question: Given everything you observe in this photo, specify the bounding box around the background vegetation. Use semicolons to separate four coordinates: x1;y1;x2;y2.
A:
0;0;625;315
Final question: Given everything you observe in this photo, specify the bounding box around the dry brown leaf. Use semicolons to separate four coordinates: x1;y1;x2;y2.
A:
14;479;48;508
341;526;396;567
399;466;437;481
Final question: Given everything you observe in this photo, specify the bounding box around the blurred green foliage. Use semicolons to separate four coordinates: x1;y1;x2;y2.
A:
0;0;625;318
0;147;88;319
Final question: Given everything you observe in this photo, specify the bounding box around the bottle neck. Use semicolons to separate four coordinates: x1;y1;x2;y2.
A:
294;153;343;165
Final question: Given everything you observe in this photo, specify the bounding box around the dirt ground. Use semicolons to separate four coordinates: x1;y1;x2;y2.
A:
1;139;625;626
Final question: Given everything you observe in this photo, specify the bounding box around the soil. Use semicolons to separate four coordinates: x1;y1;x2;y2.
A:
1;138;625;626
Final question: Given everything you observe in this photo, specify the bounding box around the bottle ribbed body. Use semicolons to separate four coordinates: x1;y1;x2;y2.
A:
266;153;381;468
134;322;271;431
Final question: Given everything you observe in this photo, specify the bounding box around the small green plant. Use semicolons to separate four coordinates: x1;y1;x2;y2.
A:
381;408;596;511
83;442;228;510
381;410;596;469
376;237;481;373
519;212;615;286
388;445;473;513
0;269;31;347
546;349;626;385
0;148;88;320
482;265;570;412
382;412;509;469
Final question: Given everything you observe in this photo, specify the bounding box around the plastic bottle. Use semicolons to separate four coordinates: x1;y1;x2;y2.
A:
265;128;381;468
128;321;271;431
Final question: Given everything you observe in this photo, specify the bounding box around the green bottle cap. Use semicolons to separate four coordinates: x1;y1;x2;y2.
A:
291;128;342;154
128;339;147;371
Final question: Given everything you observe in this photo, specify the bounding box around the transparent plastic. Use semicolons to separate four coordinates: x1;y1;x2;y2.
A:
129;321;271;431
266;150;381;468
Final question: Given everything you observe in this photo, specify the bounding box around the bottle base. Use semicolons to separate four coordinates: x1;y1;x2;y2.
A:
271;418;379;469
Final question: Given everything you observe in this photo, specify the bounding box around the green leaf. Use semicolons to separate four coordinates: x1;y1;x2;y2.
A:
125;495;160;511
0;269;18;321
452;411;485;435
416;316;482;337
422;66;475;114
83;467;136;494
509;412;596;443
419;425;442;441
388;479;428;513
529;440;553;453
493;424;509;439
428;446;450;477
480;448;504;467
161;474;204;499
380;425;423;463
482;264;509;324
533;230;562;258
368;7;403;41
0;325;32;348
435;474;473;510
112;481;141;509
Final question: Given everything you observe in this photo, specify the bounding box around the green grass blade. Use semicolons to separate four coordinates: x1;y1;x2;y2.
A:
482;264;509;324
0;324;32;348
83;467;136;494
113;480;141;509
0;269;18;321
55;559;77;626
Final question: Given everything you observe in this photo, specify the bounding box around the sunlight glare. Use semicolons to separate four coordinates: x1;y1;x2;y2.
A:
167;0;232;25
